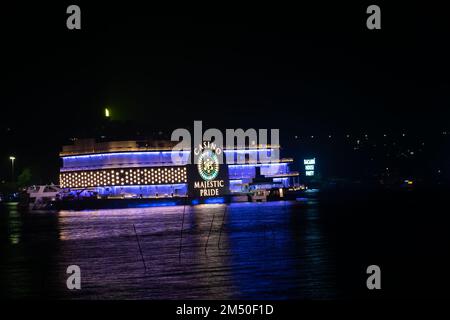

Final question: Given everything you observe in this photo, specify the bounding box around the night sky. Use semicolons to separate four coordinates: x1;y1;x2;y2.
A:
1;2;449;182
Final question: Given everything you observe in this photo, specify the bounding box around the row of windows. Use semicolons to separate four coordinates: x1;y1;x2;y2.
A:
228;164;289;179
62;153;188;169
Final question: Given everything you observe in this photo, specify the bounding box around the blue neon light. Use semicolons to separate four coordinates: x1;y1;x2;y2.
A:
62;151;191;159
64;149;274;159
62;151;191;170
95;184;188;197
133;201;179;208
63;149;275;159
224;149;274;153
190;197;225;205
204;197;225;204
227;163;288;168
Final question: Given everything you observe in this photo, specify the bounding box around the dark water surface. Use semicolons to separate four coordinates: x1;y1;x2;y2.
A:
1;189;450;299
0;199;335;299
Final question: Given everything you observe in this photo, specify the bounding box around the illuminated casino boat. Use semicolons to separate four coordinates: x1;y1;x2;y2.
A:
57;138;301;209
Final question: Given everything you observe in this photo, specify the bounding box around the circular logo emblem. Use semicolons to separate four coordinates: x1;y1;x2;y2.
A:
197;149;219;181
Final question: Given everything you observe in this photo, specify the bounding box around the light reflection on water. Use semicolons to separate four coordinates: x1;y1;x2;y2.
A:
8;204;22;245
0;200;336;299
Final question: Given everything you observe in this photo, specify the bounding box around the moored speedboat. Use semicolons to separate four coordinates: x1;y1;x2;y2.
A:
20;185;61;210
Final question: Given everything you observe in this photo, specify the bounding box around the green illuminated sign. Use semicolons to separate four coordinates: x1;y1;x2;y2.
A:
197;149;220;181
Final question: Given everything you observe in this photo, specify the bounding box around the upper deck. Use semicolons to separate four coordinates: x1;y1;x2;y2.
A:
60;138;178;157
60;138;284;171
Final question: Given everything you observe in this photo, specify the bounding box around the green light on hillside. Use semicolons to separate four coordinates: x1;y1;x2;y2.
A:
105;108;110;118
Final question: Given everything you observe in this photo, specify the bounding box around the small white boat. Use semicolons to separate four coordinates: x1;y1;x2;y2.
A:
24;185;61;210
250;189;270;202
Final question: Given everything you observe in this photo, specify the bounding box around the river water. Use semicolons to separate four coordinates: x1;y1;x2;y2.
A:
0;198;337;299
1;189;450;299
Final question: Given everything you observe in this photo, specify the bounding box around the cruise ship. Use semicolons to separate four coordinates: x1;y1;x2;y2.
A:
56;138;300;209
